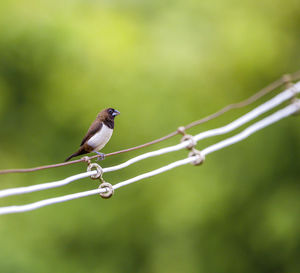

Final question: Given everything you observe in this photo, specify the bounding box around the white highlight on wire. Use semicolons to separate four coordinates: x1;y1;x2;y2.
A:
1;82;299;200
0;101;299;215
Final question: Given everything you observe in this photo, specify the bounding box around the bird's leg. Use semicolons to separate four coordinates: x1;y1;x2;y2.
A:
95;151;105;161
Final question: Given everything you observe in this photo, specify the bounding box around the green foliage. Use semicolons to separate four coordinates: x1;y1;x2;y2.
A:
0;1;299;272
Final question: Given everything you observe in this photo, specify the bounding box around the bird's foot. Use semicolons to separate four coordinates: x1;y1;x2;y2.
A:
95;152;105;161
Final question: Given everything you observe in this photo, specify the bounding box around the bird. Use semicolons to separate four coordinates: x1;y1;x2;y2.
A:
65;108;120;162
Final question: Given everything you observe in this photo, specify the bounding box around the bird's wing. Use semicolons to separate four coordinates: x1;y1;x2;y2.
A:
80;120;103;146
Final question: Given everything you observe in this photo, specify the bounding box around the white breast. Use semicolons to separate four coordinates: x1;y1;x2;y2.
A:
87;124;113;151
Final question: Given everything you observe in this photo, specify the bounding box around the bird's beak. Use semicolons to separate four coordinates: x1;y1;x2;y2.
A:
112;110;120;117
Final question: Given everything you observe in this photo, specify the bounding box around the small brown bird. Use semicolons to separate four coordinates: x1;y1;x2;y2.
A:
65;108;120;161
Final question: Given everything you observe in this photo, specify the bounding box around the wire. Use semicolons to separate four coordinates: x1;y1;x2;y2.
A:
1;71;300;175
193;82;300;142
0;101;299;215
0;82;299;198
0;171;96;198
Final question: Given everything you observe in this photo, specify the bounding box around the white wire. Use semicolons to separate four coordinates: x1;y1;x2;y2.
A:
0;157;197;215
1;82;299;199
0;102;298;215
0;171;96;198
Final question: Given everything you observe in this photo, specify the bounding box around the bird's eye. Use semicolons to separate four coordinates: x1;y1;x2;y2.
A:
108;109;114;114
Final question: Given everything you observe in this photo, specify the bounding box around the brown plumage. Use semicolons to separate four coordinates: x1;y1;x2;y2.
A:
65;108;120;161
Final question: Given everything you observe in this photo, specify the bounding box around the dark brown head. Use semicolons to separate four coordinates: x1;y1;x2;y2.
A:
106;108;120;119
98;108;120;129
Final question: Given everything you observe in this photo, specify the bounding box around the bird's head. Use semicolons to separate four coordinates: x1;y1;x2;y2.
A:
102;108;120;120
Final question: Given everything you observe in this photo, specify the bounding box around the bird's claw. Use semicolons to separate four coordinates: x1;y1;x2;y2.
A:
95;152;105;161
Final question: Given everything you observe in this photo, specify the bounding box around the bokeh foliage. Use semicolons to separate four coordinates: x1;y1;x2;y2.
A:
0;0;299;272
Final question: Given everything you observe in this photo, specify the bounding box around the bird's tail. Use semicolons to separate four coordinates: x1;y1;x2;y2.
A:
65;147;88;162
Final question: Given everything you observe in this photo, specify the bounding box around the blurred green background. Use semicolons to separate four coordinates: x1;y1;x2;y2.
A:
0;0;300;272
